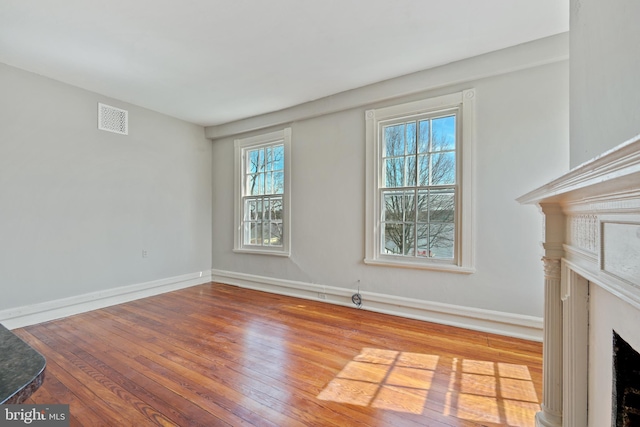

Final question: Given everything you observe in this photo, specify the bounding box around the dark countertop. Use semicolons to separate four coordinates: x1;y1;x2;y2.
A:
0;323;46;404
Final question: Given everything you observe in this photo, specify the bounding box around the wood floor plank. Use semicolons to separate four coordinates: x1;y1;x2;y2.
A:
31;321;217;427
97;304;388;426
15;328;155;426
51;315;257;426
13;283;542;426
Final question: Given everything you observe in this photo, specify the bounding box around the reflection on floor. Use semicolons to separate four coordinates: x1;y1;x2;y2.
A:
318;347;539;426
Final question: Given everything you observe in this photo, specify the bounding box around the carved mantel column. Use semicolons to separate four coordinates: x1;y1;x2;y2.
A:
537;256;563;427
536;203;565;427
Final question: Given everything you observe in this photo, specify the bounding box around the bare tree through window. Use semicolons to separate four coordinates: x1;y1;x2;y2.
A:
244;144;285;246
381;115;456;259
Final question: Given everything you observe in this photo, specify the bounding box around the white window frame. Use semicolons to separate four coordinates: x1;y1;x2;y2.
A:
234;128;292;256
365;90;476;273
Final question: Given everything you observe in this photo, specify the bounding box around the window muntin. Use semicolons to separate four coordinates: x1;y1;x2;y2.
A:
380;113;457;260
234;128;291;256
365;90;475;273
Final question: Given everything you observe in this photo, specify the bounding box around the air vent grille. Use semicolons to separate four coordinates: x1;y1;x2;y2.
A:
98;103;128;135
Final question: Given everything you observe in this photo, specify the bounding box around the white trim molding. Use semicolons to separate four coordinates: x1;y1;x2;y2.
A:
0;270;212;329
211;269;542;341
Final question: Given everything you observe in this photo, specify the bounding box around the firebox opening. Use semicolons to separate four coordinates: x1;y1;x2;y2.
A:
613;330;640;427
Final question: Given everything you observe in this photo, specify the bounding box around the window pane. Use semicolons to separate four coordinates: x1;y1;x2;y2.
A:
272;171;284;194
418;154;429;186
429;190;455;222
384;124;405;157
262;221;271;245
243;222;252;245
245;199;257;220
430;223;454;259
432;152;455;185
383;191;403;222
248;149;261;173
406;156;417;187
406;121;417;154
248;222;262;245
265;172;272;194
418;120;430;153
404;191;415;222
260;173;266;194
254;199;263;220
404;223;415;256
270;197;283;220
273;145;284;171
248;173;265;195
384;223;403;255
385;158;404;187
432;115;456;151
416;224;430;257
270;223;283;246
246;173;257;195
417;190;429;222
265;146;273;171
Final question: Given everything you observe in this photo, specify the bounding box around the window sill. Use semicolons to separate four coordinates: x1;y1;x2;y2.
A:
233;248;291;257
364;257;475;274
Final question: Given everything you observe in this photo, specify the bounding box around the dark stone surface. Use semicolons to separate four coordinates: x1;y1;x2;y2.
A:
0;323;46;404
613;330;640;427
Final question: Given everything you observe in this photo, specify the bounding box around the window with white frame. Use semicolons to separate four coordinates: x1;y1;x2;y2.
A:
365;90;475;272
234;128;291;256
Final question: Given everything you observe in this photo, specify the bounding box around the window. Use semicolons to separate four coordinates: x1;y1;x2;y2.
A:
234;128;291;256
365;90;475;272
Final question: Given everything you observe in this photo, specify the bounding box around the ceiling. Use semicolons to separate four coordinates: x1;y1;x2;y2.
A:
0;1;568;127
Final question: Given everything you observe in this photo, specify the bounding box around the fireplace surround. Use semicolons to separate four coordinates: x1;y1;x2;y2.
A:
518;134;640;426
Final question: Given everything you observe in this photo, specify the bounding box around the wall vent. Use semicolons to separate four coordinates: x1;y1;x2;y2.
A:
98;103;128;135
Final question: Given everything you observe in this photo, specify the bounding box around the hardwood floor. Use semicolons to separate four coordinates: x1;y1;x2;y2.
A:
14;283;543;426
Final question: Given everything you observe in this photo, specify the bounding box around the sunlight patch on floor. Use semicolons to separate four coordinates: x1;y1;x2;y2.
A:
317;347;540;426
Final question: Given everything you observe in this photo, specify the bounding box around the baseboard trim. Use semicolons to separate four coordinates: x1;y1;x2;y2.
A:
211;269;543;342
0;270;212;329
2;268;543;341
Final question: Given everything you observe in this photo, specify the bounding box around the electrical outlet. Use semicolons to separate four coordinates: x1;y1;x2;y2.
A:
142;249;148;258
318;293;326;300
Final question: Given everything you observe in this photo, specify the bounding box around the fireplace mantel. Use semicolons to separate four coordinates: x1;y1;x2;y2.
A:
518;134;640;427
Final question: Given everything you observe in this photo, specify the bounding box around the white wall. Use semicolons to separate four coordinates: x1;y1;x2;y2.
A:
569;0;640;421
0;63;212;313
210;37;569;331
570;0;640;167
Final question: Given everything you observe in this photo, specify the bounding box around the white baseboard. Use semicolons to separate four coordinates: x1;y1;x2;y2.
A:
0;270;212;329
211;269;543;342
1;268;543;341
